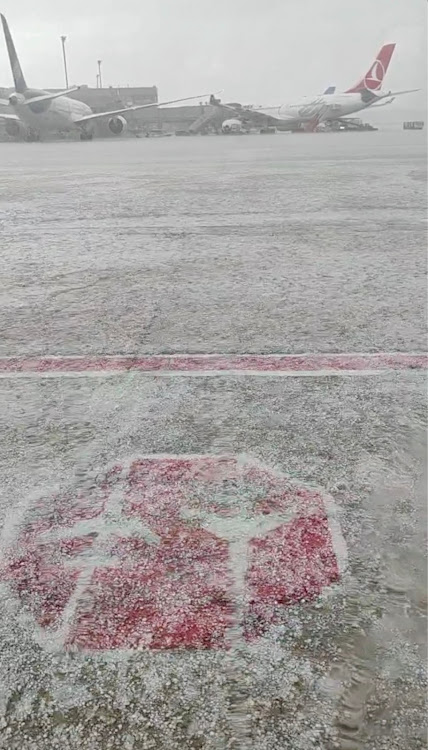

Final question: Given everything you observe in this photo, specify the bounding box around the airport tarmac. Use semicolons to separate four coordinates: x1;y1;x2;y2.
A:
0;131;426;749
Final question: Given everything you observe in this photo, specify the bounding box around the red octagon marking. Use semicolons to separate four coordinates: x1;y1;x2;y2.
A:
1;455;346;651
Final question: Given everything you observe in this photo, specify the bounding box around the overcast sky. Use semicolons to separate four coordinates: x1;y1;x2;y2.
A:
0;0;426;106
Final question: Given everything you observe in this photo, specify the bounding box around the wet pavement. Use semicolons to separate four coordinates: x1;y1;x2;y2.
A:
0;131;426;749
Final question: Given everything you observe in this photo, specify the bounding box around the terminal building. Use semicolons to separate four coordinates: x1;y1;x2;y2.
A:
52;85;158;111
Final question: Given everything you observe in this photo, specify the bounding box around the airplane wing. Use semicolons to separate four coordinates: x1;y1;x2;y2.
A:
382;88;420;98
22;88;81;106
369;88;420;104
209;97;276;114
74;92;215;125
369;97;395;108
0;111;19;120
251;106;282;112
208;98;279;123
210;101;241;114
323;86;336;95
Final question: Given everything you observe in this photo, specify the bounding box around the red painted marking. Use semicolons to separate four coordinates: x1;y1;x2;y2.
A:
0;353;425;375
247;516;339;639
1;456;345;651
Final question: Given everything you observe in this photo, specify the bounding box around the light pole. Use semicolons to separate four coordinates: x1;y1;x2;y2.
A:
97;60;102;89
60;36;69;89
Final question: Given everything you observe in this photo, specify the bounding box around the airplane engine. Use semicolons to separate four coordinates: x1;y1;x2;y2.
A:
8;92;25;106
221;118;243;134
4;119;24;138
108;115;128;135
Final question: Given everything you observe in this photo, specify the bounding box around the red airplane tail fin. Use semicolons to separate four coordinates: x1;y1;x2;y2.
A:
346;43;396;93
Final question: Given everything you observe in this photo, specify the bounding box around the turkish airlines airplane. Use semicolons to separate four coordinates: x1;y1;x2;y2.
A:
214;45;419;132
0;14;213;141
216;86;337;134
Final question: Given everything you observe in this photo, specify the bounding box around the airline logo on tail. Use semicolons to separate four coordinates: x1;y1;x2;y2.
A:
346;43;396;93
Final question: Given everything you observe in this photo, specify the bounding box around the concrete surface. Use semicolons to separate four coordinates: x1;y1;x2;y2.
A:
0;131;426;750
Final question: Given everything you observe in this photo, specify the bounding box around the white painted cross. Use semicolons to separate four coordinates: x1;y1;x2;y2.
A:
37;477;160;649
182;494;298;644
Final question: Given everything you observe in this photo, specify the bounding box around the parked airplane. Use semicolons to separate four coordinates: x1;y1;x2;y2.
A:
0;14;213;140
212;45;418;132
216;85;336;133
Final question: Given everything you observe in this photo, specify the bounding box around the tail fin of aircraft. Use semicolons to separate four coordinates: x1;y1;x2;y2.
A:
1;14;28;94
323;86;336;95
346;43;396;94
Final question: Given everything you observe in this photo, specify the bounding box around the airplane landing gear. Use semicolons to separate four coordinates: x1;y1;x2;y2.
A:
80;131;93;141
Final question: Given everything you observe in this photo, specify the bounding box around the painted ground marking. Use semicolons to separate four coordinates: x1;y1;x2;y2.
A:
0;352;425;378
1;455;347;652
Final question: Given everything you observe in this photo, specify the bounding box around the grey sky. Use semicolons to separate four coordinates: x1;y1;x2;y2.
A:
0;0;426;105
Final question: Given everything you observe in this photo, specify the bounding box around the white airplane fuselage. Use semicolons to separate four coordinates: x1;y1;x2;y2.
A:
258;92;376;123
10;89;93;134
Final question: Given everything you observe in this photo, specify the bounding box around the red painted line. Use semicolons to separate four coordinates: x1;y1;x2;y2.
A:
0;353;426;376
